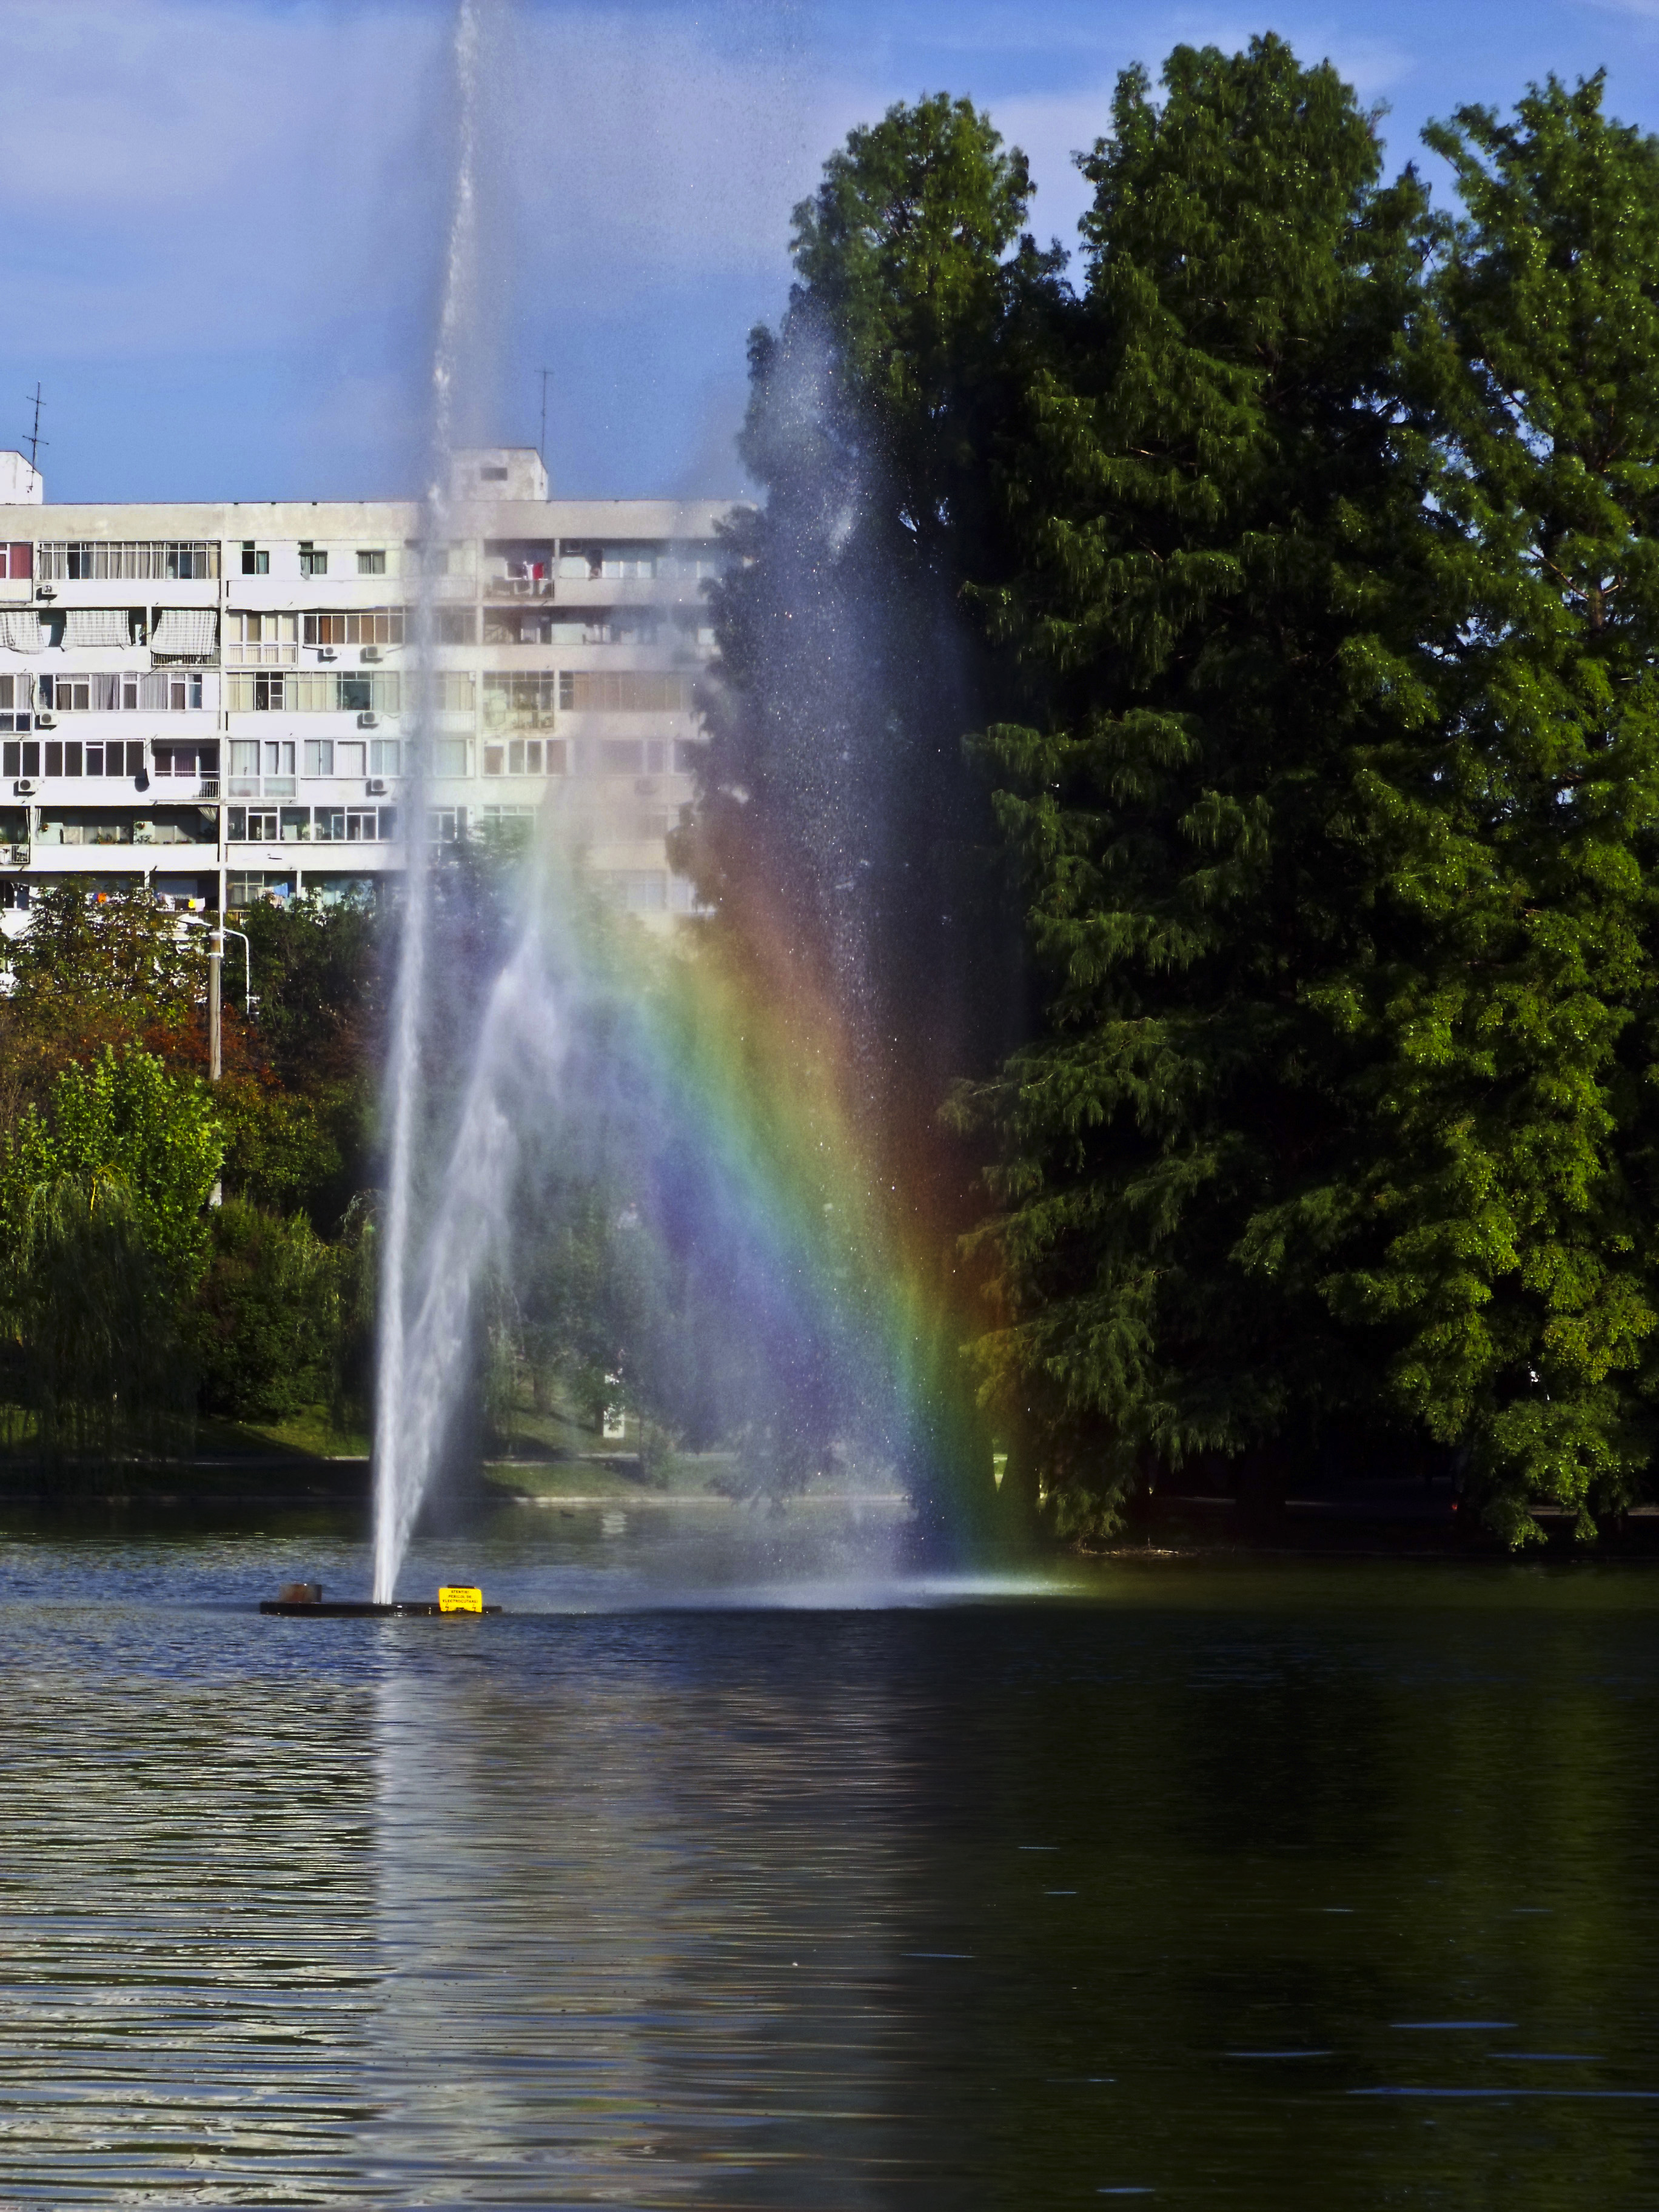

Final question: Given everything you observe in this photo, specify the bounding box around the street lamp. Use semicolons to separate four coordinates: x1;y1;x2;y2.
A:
175;913;251;1082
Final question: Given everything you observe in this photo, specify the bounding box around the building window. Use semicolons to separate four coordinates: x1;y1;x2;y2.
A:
482;674;558;729
228;612;297;665
299;542;327;577
300;806;386;842
0;543;32;579
370;738;401;777
241;542;269;576
484;737;554;776
557;671;692;713
42;671;205;713
152;742;216;779
612;870;667;911
598;546;659;579
37;540;218;580
434;607;476;645
432;740;469;778
415;671;473;716
227;669;401;714
357;548;386;575
307;739;367;777
227;873;294;907
303;608;405;646
84;740;146;777
428;806;467;842
1;740;41;776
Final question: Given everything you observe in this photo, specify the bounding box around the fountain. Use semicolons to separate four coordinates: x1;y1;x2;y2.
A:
372;0;483;1608
307;0;985;1619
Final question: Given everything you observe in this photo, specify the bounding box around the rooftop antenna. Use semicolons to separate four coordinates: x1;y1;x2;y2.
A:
539;367;552;468
21;383;46;472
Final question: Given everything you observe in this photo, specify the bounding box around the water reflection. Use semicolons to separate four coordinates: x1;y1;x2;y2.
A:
367;1623;917;2202
1;1538;1659;2204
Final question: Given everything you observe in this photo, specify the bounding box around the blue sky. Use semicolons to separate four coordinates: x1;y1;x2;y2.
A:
8;0;1659;504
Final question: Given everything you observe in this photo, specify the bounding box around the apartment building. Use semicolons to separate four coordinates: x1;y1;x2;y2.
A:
0;447;734;933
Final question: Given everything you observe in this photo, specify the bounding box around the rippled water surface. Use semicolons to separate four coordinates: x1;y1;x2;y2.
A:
4;1524;1659;2205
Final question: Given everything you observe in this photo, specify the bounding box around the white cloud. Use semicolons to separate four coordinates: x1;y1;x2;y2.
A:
0;0;445;357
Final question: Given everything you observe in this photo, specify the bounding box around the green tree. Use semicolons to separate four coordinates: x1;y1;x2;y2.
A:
1305;76;1659;1539
957;38;1444;1533
7;1046;223;1293
683;96;1056;1182
0;883;209;1133
194;1199;339;1421
224;891;380;1230
0;1047;222;1466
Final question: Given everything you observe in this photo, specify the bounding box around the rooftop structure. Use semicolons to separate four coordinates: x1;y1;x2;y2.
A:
0;448;737;931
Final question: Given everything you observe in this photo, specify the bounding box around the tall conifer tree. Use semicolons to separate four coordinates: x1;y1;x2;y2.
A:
1307;77;1659;1538
958;38;1442;1530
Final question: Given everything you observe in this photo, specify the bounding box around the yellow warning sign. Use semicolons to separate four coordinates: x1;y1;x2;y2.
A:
438;1585;483;1613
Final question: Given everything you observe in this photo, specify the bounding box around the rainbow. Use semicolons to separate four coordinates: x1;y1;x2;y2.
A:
550;855;1004;1563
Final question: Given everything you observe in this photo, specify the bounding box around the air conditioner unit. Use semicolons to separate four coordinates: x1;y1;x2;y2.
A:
13;778;36;796
35;711;55;728
317;647;337;662
358;711;380;729
361;645;383;662
35;584;55;601
366;777;388;797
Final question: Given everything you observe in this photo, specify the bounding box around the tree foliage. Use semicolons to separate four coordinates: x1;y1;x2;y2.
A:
0;1047;223;1466
682;95;1053;1208
707;45;1659;1546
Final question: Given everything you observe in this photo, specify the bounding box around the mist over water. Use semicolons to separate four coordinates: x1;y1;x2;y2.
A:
374;0;484;1604
370;0;959;1603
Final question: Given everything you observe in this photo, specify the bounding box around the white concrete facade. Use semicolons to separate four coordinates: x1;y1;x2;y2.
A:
0;448;737;930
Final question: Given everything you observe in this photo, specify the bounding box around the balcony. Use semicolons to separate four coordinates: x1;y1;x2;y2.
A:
196;778;220;801
483;575;556;600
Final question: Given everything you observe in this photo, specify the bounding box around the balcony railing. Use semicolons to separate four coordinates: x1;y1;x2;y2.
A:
484;575;555;598
196;778;220;800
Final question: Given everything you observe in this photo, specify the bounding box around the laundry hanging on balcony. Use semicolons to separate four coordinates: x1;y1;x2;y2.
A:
63;608;132;648
0;611;44;651
150;608;218;660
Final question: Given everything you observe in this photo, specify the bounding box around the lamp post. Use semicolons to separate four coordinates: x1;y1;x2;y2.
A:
176;914;250;1082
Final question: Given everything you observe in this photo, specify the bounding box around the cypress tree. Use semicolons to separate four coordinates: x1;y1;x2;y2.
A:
1311;77;1659;1540
958;38;1443;1532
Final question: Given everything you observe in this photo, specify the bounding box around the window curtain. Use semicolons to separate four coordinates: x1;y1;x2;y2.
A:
150;608;218;658
63;608;131;648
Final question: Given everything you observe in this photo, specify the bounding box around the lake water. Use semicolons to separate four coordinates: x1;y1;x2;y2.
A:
3;1520;1659;2206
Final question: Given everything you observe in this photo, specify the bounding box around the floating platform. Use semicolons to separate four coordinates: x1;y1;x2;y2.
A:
260;1597;502;1618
